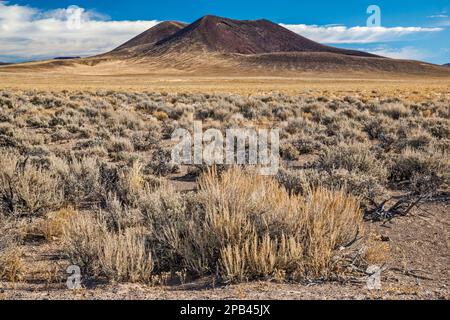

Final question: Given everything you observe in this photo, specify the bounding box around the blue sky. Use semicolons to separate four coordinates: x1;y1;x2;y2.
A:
1;0;449;64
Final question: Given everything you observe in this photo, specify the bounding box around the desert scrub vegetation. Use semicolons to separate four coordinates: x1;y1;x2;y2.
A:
62;167;363;283
0;89;448;286
0;151;63;216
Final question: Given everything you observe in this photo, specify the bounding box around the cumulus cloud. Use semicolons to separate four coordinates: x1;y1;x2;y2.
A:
0;2;159;61
0;2;445;62
280;24;443;44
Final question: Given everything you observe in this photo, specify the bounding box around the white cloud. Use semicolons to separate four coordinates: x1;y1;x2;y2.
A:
432;20;450;27
428;11;448;19
0;2;445;61
0;2;159;61
366;46;430;60
280;24;443;44
428;14;448;18
426;11;450;27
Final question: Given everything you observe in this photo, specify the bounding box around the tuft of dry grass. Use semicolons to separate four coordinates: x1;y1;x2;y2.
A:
154;111;169;121
63;212;153;283
185;167;363;282
0;246;24;283
100;227;154;283
42;208;78;242
364;234;391;265
63;212;107;275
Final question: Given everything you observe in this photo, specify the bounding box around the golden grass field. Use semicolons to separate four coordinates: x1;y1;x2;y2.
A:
0;59;449;98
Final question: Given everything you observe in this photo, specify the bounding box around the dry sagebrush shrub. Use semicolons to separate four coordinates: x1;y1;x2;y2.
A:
290;143;390;200
139;184;188;272
378;103;411;120
396;128;432;152
100;227;153;283
63;212;105;273
0;217;24;282
103;194;140;231
388;147;449;189
0;246;24;282
63;212;153;283
145;167;363;282
146;146;179;176
198;167;363;281
277;167;386;201
106;136;134;154
114;160;146;206
276;168;321;195
42;208;78;241
51;154;162;210
62;167;363;284
51;155;104;206
317;143;387;182
0;152;63;216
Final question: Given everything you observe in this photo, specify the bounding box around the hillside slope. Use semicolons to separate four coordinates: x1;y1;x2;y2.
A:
109;21;187;58
148;15;377;57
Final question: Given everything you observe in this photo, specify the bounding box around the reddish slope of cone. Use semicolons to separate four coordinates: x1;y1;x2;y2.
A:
109;21;187;56
152;15;377;57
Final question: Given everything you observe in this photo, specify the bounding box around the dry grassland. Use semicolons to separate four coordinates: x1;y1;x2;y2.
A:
0;72;448;299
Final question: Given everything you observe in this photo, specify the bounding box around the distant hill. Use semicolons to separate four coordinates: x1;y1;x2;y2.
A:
149;15;377;57
54;56;81;60
3;15;450;77
106;15;376;59
444;63;450;67
97;15;449;76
